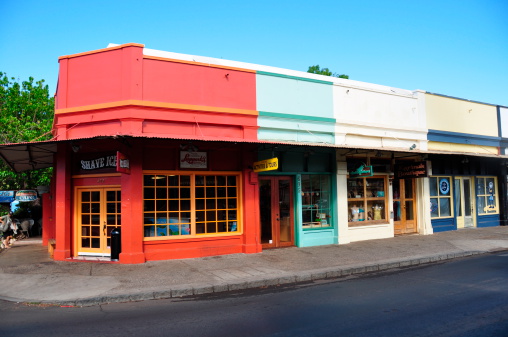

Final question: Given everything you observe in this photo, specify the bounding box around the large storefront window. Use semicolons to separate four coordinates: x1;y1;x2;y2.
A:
476;176;499;215
430;176;453;218
143;173;240;238
347;176;388;226
301;175;332;229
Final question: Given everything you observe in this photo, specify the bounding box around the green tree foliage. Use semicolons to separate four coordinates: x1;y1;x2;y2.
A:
307;65;349;79
0;72;54;190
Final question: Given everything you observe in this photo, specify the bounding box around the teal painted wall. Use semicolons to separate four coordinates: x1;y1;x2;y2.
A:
258;147;333;173
256;72;334;118
258;115;335;144
256;72;335;144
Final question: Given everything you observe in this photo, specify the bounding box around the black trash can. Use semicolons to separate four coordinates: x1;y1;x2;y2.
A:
110;227;121;261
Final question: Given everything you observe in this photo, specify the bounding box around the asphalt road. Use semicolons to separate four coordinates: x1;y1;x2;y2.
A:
2;252;508;337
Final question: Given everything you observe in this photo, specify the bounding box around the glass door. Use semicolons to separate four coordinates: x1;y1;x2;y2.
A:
455;177;475;228
259;176;294;248
392;178;417;235
463;178;474;227
77;188;121;256
454;177;475;228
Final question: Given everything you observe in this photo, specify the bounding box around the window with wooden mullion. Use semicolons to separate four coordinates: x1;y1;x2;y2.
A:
144;173;240;238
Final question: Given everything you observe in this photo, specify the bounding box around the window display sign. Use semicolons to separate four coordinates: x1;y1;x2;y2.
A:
253;158;278;172
0;191;15;203
477;177;498;214
439;178;450;195
180;151;207;169
15;190;38;202
394;161;428;179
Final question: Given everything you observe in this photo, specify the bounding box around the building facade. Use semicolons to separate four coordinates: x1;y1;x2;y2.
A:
426;93;504;232
1;43;507;263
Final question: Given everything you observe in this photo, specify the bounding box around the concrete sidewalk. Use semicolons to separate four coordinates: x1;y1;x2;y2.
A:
1;226;507;306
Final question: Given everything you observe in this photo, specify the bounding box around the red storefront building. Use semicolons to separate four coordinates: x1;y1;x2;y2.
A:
49;43;264;263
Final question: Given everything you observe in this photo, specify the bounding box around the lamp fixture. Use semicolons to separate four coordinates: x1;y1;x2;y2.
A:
180;142;199;152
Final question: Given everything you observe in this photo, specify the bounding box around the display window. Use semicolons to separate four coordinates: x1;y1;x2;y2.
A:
301;175;332;229
476;176;499;215
143;172;241;239
430;176;453;218
347;175;388;226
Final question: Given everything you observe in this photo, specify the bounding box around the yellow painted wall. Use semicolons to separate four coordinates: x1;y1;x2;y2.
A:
426;94;498;137
428;141;499;155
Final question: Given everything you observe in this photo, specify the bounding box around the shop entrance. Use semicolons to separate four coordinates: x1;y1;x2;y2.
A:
259;176;294;248
392;178;417;235
76;187;121;256
454;177;475;228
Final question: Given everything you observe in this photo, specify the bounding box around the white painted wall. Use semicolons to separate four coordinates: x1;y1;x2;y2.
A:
336;155;350;244
334;85;427;151
500;107;508;138
347;224;393;243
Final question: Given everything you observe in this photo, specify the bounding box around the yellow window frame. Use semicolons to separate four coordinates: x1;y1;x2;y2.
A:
476;176;499;215
143;171;243;241
430;176;454;219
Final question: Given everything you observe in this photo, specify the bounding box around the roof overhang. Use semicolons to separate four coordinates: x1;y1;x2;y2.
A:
1;135;507;173
0;140;59;172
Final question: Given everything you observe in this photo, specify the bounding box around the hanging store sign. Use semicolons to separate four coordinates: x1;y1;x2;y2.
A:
394;161;428;179
77;152;131;174
253;157;279;172
116;151;130;174
349;164;373;178
180;151;207;169
79;153;117;171
0;191;15;203
15;190;38;202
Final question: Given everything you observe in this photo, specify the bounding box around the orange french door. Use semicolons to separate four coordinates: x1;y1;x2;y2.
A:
76;188;121;255
393;178;417;235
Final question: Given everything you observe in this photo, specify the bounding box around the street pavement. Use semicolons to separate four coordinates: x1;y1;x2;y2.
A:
0;226;507;307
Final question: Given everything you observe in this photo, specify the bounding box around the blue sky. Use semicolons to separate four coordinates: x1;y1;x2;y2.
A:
1;0;507;106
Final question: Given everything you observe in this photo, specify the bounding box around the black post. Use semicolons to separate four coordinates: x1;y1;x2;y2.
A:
110;227;121;261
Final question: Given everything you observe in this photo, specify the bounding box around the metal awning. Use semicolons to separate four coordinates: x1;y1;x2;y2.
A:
1;135;507;173
0;141;59;172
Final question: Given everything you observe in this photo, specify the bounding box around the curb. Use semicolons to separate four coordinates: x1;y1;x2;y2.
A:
16;250;486;307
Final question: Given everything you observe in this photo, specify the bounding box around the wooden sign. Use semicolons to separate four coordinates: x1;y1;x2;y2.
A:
180;151;207;169
394;161;428;179
78;153;117;173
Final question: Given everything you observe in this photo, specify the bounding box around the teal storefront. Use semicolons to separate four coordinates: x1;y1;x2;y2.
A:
257;145;337;248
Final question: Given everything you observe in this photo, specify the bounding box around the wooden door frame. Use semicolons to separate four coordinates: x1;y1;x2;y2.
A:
74;185;121;256
393;178;417;235
259;176;294;249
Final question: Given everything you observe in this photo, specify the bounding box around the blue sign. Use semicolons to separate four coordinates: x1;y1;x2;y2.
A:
0;191;15;203
439;178;450;195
